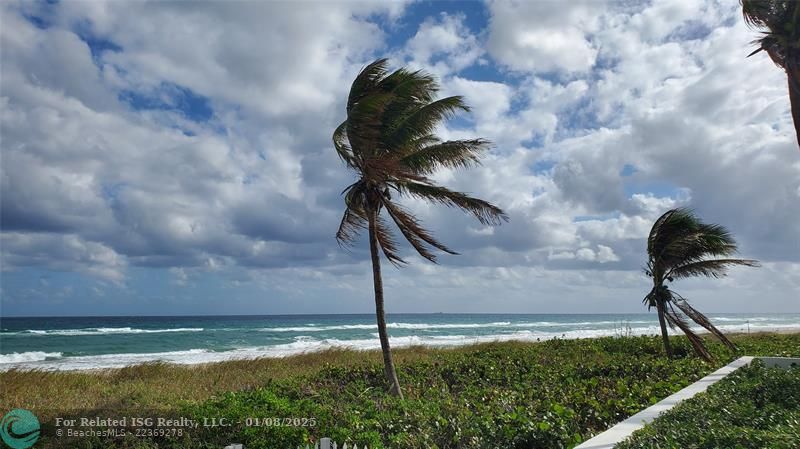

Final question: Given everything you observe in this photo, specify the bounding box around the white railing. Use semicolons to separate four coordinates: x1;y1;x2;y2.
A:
225;437;367;449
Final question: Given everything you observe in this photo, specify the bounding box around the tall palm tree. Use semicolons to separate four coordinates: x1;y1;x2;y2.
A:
742;0;800;147
644;208;759;361
333;59;507;397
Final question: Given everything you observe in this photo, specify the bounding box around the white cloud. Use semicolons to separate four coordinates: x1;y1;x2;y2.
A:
1;0;798;314
53;1;403;119
596;245;620;263
1;233;126;283
0;0;407;280
403;13;484;77
486;0;604;73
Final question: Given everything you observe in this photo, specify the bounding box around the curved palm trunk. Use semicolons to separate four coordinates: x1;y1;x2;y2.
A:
655;296;672;358
786;15;800;149
367;210;403;398
787;69;800;148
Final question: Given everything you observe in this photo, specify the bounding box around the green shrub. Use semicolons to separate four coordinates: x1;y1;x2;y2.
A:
615;360;800;449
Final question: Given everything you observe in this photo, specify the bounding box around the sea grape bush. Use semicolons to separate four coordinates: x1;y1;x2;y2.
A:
615;359;800;449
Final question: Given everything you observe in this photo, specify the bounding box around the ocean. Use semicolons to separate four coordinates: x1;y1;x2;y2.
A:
1;313;798;371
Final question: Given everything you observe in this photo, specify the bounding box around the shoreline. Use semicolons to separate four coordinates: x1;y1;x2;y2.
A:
2;328;798;374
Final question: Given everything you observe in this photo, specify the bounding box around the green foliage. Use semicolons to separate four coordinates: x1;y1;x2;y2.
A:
644;208;758;360
26;334;800;449
616;359;800;449
742;0;800;65
334;58;507;264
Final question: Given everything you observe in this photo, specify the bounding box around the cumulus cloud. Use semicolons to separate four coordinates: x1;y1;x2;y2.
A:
0;0;797;314
402;12;484;77
0;0;399;280
486;0;605;73
1;233;126;283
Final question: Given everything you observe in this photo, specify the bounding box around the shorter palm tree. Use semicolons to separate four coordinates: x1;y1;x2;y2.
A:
644;208;759;361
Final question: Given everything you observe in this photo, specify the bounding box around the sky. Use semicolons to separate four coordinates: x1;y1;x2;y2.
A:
0;0;798;317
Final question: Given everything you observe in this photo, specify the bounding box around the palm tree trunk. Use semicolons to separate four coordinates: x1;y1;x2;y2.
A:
367;210;403;398
655;298;673;358
787;70;800;148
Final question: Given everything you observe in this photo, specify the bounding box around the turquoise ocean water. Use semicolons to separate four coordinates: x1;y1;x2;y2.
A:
1;313;798;370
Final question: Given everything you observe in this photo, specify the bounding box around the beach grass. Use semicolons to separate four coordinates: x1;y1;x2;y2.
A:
1;346;431;416
1;342;479;418
2;332;799;448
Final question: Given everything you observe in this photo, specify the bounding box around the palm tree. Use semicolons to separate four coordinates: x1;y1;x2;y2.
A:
333;59;507;397
742;0;800;147
643;208;759;361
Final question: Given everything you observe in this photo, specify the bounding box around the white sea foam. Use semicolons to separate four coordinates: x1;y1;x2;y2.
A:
710;317;773;322
9;327;205;336
263;322;514;332
261;320;661;332
265;324;374;332
509;320;653;327
0;351;63;363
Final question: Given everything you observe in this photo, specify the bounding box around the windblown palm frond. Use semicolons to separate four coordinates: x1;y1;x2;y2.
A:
397;182;506;226
644;208;759;361
399;139;489;173
334;58;508;263
663;301;713;362
741;0;800;147
671;294;736;351
668;258;759;279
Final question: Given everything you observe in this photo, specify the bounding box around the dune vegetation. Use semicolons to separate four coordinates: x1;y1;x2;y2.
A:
616;358;800;449
2;333;798;449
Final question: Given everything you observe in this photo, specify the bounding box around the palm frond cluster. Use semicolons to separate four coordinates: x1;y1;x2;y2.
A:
644;208;759;361
742;0;799;65
334;59;507;265
742;0;800;146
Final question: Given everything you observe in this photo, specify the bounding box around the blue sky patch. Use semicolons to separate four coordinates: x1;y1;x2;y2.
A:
101;182;127;202
388;0;488;47
22;12;49;29
623;179;686;199
620;164;637;177
119;83;214;123
532;159;556;174
75;26;122;63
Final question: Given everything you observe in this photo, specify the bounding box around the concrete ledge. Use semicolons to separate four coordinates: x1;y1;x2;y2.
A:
574;356;799;449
